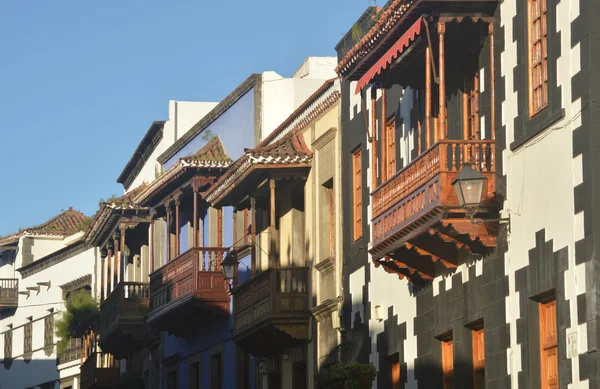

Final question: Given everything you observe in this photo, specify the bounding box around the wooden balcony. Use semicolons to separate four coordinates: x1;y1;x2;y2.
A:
232;267;310;357
371;140;497;283
98;282;149;359
58;338;82;365
80;352;119;389
0;279;18;311
148;247;230;336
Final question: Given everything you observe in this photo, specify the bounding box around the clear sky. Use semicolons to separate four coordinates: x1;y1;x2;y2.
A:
0;0;372;236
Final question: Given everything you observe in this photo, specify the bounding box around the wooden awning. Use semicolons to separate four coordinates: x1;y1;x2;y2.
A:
355;16;424;94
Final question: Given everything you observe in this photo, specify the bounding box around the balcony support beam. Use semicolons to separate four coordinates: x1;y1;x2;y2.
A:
107;243;113;295
113;235;119;287
120;227;126;282
269;179;277;269
438;21;446;140
175;195;181;257
251;196;257;277
489;22;495;140
166;201;172;263
371;87;378;189
193;184;199;248
149;213;155;273
381;88;388;182
425;45;432;149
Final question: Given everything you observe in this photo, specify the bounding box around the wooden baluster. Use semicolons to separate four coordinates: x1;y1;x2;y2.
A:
491;144;495;172
474;144;480;170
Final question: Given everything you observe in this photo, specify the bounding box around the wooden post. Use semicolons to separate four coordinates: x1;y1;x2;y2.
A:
149;217;155;273
174;196;180;257
113;235;119;287
120;227;126;283
166;202;172;262
417;90;422;155
489;22;495;141
381;89;388;181
217;207;223;248
100;249;106;302
269;179;276;269
425;45;432;149
371;87;378;189
193;185;199;248
438;22;447;140
250;196;257;277
107;243;113;294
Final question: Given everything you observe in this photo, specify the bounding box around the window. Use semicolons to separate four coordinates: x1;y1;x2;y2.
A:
166;370;177;389
441;337;454;389
211;352;223;389
24;321;32;354
190;361;200;389
540;299;558;389
528;0;548;116
385;115;396;180
390;353;401;389
44;315;54;347
323;179;335;258
464;73;480;139
4;330;12;360
352;148;363;241
472;328;485;389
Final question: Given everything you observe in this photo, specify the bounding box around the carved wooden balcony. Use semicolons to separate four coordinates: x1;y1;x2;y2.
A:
232;267;310;357
97;282;149;359
371;140;497;283
0;279;18;311
58;337;82;365
80;352;119;389
148;247;230;336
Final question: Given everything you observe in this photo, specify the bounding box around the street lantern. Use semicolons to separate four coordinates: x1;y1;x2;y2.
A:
452;165;486;210
221;251;237;283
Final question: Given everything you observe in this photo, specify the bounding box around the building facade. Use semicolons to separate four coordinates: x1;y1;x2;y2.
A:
0;209;96;389
336;0;596;389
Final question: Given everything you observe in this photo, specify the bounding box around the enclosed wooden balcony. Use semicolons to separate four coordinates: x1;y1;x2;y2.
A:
371;140;497;283
97;282;149;359
0;279;18;310
148;247;230;336
232;267;309;357
80;352;119;389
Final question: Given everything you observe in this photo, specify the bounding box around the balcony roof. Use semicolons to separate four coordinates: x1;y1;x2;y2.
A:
0;208;88;247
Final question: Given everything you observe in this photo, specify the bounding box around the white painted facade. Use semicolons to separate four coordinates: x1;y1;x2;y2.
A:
126;100;218;193
0;232;97;389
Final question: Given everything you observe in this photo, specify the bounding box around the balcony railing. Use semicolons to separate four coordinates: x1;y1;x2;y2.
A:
80;352;119;389
371;139;495;247
0;279;18;309
148;247;230;333
58;337;82;365
232;267;309;335
98;282;149;357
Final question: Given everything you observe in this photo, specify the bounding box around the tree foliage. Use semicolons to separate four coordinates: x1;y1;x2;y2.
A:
315;362;377;389
56;290;99;354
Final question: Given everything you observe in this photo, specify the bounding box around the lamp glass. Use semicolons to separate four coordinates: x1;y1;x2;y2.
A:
452;166;486;208
221;253;236;281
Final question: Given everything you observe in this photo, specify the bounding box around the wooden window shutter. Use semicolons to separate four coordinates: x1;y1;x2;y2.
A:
386;116;396;179
540;299;558;389
4;331;12;360
391;353;401;389
24;322;32;354
528;0;548;116
45;315;54;347
442;338;454;389
353;148;363;241
472;328;485;389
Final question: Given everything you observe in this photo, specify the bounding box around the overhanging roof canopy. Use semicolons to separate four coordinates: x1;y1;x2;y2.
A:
355;16;424;94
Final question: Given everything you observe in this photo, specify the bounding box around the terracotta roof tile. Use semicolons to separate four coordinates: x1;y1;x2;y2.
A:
183;136;232;165
0;208;88;247
336;0;416;75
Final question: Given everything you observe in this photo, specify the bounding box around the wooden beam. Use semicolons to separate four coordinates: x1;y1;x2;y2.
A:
381;89;387;182
389;246;435;279
489;22;495;140
425;45;432;149
251;196;257;277
371;87;378;189
438;22;447;140
406;241;457;269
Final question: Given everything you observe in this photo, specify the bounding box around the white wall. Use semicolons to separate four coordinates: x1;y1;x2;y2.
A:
292;57;337;80
0;240;96;389
500;0;584;386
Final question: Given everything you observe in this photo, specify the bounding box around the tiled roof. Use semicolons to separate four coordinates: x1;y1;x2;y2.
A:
206;130;312;204
0;208;88;247
182;136;233;166
105;183;148;210
134;137;232;206
205;79;341;204
336;0;417;76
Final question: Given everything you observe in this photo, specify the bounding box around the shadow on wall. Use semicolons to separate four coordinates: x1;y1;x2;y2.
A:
1;358;61;389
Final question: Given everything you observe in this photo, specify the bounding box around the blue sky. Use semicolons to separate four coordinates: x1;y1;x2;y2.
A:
0;0;371;236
